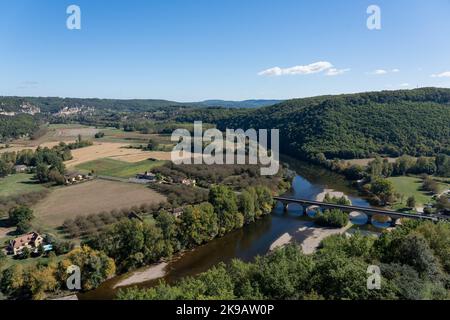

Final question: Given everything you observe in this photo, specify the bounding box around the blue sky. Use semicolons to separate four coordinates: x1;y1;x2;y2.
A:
1;0;450;101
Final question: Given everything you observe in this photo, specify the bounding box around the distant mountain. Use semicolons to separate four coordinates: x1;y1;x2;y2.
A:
199;99;282;108
0;97;282;114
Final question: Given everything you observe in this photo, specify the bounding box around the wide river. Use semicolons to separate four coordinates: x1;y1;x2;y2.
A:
79;156;372;300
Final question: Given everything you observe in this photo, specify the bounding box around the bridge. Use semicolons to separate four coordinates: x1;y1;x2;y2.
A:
273;196;447;227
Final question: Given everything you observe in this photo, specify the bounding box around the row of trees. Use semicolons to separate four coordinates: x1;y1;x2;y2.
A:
86;185;274;272
367;155;450;178
118;220;450;300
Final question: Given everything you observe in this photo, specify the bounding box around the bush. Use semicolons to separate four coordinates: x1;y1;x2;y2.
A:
315;209;349;228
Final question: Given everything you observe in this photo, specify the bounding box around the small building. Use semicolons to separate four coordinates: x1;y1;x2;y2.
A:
13;165;28;173
171;207;184;218
64;172;88;185
181;178;196;186
8;232;44;256
136;171;156;181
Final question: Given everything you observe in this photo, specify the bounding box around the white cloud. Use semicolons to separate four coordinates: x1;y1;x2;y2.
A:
258;61;333;76
399;83;410;87
371;69;399;75
373;69;388;75
326;68;350;76
431;71;450;78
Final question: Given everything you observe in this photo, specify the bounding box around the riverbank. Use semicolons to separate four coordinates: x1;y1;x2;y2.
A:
113;262;168;289
79;158;374;300
269;188;353;254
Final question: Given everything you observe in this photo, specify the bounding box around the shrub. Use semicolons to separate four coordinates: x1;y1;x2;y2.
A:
315;209;349;228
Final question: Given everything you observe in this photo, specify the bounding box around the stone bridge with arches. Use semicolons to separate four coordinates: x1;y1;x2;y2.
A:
273;196;447;227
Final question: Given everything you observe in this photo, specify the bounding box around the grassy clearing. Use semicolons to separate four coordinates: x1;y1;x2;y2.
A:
0;174;46;198
32;179;166;227
76;158;165;178
387;176;447;206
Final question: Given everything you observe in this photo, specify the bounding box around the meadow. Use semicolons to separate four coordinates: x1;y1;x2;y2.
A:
388;175;448;207
76;158;166;178
0;174;46;198
32;179;166;227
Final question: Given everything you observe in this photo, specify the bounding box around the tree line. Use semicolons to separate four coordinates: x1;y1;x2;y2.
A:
86;185;275;272
117;220;450;300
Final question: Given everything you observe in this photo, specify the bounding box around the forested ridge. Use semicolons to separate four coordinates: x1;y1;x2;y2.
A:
0;114;39;140
178;88;450;160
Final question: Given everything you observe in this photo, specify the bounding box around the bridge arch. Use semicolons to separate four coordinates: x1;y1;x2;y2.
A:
306;205;322;218
285;202;305;215
371;214;392;229
349;211;368;225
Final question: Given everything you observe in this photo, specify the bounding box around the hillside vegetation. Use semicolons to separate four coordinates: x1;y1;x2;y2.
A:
205;88;450;161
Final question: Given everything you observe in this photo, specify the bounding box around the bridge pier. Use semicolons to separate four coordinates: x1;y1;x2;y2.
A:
367;214;372;225
283;203;288;213
391;218;399;227
303;206;308;216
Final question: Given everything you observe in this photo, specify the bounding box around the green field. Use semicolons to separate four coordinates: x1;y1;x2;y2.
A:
0;174;46;197
76;158;165;178
388;176;447;207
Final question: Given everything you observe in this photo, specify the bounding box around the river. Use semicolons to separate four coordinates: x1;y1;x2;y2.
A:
79;156;372;300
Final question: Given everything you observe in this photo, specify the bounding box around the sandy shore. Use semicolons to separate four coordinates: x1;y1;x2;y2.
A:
315;189;350;203
299;223;352;254
268;189;352;254
113;262;168;289
270;233;293;251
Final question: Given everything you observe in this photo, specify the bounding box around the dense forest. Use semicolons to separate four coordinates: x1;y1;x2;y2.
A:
0;115;39;141
176;88;450;161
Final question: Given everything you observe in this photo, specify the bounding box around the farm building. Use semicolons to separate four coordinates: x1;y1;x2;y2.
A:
136;171;156;181
8;232;44;256
64;172;90;185
13;165;28;173
181;178;196;186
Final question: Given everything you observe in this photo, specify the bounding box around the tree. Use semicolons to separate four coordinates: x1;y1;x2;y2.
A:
0;250;6;270
0;265;24;297
422;176;439;194
315;209;349;228
35;162;49;183
394;155;416;175
58;246;116;291
155;210;180;251
406;196;416;209
16;220;32;234
435;195;450;214
147;139;159;151
48;168;65;185
239;189;256;224
369;178;396;205
209;185;243;234
20;247;31;259
181;203;219;246
9;206;34;227
435;154;450;177
0;159;13;177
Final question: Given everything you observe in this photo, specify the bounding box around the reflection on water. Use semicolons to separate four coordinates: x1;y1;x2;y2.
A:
79;157;373;300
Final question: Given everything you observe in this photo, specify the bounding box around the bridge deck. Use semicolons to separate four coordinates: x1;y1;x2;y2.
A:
273;196;447;221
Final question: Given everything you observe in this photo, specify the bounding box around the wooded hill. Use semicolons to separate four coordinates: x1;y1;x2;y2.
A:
187;88;450;160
